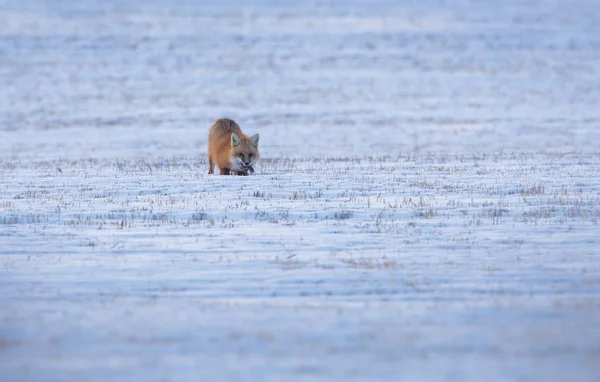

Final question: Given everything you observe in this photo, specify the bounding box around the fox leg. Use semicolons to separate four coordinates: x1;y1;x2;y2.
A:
220;168;231;175
208;158;214;174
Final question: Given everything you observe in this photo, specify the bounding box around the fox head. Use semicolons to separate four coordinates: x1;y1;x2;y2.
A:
230;132;260;170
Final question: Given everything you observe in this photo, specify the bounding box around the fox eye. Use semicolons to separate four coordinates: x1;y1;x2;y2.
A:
238;153;244;157
249;153;253;157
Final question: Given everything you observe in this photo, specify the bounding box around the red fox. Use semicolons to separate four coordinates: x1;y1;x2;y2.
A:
207;118;260;175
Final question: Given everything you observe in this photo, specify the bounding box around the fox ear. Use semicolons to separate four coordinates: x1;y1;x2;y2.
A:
231;133;241;147
250;133;259;148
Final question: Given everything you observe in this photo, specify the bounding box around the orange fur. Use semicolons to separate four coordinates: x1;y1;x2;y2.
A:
207;118;260;175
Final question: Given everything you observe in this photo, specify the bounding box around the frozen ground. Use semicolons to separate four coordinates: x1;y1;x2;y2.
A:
2;0;600;381
2;155;600;381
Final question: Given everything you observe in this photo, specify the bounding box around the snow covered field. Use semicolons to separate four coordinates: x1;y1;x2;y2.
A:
2;1;600;381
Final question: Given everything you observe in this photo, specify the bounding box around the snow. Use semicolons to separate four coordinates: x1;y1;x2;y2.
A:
2;1;600;381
